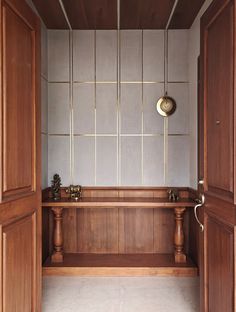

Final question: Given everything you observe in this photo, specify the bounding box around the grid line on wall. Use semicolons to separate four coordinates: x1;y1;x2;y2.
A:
94;30;97;186
163;29;169;185
48;80;189;84
69;30;74;184
141;30;144;185
118;29;121;185
117;29;120;185
47;29;191;187
48;133;189;137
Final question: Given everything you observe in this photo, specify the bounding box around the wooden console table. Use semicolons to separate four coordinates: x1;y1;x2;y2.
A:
42;197;195;264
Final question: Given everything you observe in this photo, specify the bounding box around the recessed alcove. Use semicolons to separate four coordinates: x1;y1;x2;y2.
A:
36;0;213;276
0;0;235;311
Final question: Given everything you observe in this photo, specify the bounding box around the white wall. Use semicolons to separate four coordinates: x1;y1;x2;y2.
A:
47;29;190;187
26;0;215;189
188;0;213;188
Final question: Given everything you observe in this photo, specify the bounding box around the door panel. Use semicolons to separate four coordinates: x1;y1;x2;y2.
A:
2;1;36;201
0;0;41;311
200;0;236;311
206;215;234;312
3;214;35;312
204;0;234;199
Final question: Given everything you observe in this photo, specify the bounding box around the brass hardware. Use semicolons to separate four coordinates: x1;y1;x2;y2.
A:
167;188;179;202
66;185;82;201
195;179;205;231
194;194;205;232
156;96;176;117
51;174;62;201
216;120;220;125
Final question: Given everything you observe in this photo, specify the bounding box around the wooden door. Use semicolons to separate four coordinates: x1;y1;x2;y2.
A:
0;0;41;311
200;0;236;311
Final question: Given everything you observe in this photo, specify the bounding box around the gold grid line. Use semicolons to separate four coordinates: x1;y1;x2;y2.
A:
48;133;190;137
94;30;97;186
70;81;189;84
69;30;74;184
141;30;144;186
164;29;169;185
164;118;168;185
117;28;120;185
47;28;190;187
118;28;121;185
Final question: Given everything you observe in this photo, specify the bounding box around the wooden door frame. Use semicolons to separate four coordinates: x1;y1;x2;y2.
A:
0;0;42;310
200;0;236;310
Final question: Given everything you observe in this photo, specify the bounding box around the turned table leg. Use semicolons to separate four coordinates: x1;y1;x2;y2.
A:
174;207;186;263
51;207;64;263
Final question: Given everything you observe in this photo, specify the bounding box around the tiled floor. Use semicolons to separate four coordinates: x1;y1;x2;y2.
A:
43;276;200;312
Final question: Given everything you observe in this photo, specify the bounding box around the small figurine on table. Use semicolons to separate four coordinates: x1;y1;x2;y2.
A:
168;188;179;202
51;174;62;201
66;185;82;201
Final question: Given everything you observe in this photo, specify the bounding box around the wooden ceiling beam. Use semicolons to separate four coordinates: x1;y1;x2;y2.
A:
169;0;206;29
32;0;69;29
62;0;117;29
120;0;175;29
31;0;206;30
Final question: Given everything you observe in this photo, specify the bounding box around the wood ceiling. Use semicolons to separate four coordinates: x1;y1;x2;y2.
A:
32;0;206;29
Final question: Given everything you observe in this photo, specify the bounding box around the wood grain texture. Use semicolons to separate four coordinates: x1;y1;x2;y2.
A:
63;0;117;29
77;208;119;253
119;208;154;253
153;209;174;254
205;1;234;197
169;0;205;29
31;0;206;30
0;0;41;310
42;188;194;257
32;0;69;29
44;186;190;200
3;215;34;312
63;208;77;253
43;266;197;277
43;253;198;277
42;197;195;208
188;209;199;266
206;214;234;312
44;206;192;256
120;0;174;29
197;56;204;184
51;207;64;263
174;207;186;263
2;2;36;200
200;1;236;310
47;209;191;257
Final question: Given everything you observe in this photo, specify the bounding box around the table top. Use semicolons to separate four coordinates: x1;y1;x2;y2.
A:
42;197;196;208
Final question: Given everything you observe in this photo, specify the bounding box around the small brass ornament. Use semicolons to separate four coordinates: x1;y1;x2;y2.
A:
167;188;179;202
66;185;82;201
51;174;62;201
156;95;176;117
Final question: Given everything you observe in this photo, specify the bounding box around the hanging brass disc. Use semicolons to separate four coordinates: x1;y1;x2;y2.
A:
156;96;176;117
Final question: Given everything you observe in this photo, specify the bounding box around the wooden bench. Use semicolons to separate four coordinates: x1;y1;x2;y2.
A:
42;197;195;265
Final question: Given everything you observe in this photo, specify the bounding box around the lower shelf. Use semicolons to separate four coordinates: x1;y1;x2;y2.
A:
43;253;198;277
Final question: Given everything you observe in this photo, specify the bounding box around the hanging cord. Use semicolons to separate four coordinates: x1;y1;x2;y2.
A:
164;0;179;94
163;0;179;185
